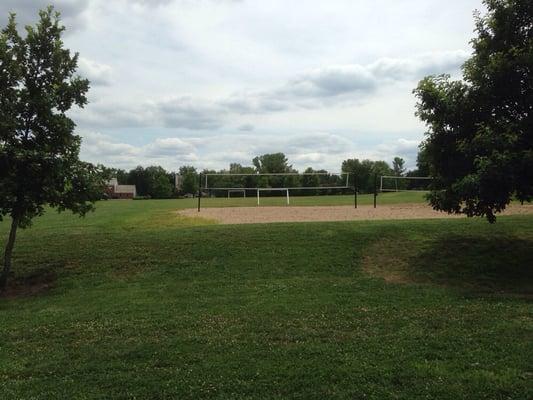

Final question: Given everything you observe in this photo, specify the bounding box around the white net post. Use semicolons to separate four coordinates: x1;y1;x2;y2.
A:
257;188;290;206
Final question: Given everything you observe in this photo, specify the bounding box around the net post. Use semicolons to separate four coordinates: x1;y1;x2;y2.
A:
286;189;290;205
197;173;202;212
354;172;358;209
257;188;260;206
373;174;377;209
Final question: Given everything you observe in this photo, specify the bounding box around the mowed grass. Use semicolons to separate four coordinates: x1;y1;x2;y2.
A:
0;197;532;399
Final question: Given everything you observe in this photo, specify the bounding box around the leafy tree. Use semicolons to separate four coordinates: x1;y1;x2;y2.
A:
372;161;393;177
300;167;320;195
0;8;105;291
414;0;533;222
341;158;361;187
145;166;173;198
301;167;320;187
253;153;293;189
126;165;173;198
178;165;198;195
392;157;406;176
253;153;291;173
127;166;150;196
341;158;393;193
116;169;129;185
228;163;256;189
412;146;430;177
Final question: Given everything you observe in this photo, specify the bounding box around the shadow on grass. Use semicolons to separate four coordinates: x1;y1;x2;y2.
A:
1;268;58;299
410;236;533;296
364;235;533;297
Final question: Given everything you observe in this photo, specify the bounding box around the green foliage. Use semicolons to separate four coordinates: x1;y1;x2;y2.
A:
128;166;175;198
0;7;102;223
392;157;406;176
252;152;292;173
0;8;105;289
300;167;320;195
342;158;393;193
178;165;198;195
414;0;533;222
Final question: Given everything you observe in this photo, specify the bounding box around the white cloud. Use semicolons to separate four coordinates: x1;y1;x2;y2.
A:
284;65;377;98
75;49;470;131
238;123;254;131
80;130;422;172
375;138;421;168
145;137;196;157
369;50;470;80
80;132;199;169
2;0;484;170
78;58;113;86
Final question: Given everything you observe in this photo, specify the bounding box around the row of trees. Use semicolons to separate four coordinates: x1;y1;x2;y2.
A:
105;153;416;198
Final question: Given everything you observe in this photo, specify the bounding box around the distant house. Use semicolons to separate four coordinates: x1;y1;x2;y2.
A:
106;178;136;199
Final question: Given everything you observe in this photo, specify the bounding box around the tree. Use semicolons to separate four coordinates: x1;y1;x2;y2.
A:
301;167;320;195
127;166;150;196
414;0;533;222
252;153;291;173
145;166;173;198
253;153;293;189
0;8;105;291
128;165;174;198
392;157;406;176
178;165;197;195
341;158;362;188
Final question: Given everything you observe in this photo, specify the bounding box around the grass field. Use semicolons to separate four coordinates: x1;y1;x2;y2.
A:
0;196;532;399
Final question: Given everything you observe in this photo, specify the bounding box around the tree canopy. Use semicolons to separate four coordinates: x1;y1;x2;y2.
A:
414;0;533;222
252;153;292;173
392;157;406;176
0;8;104;291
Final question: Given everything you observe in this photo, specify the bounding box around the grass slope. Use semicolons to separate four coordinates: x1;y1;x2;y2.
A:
0;199;532;399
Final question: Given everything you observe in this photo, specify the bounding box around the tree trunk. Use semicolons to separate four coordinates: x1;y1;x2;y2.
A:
0;215;19;293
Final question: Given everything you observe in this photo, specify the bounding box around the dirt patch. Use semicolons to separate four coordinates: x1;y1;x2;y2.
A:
180;203;533;225
1;269;57;299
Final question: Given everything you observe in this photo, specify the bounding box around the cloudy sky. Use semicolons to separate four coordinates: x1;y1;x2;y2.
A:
1;0;485;172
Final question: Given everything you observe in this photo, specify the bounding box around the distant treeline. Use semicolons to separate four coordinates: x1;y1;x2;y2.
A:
104;151;429;199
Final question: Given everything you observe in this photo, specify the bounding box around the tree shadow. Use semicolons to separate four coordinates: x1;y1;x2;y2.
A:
1;268;57;299
407;235;533;297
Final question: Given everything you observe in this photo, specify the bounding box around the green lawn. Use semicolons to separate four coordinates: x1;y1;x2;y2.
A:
0;198;532;399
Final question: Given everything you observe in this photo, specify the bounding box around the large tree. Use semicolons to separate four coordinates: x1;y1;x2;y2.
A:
0;8;105;291
414;0;532;222
178;165;198;195
341;158;393;193
253;153;295;188
392;157;406;176
252;153;291;173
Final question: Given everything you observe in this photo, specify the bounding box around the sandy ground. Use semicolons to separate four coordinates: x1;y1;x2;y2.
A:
179;203;533;225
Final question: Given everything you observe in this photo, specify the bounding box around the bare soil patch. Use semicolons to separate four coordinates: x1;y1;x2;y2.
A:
179;203;533;225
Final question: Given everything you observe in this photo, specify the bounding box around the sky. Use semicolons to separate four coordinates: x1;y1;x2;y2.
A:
1;0;486;172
